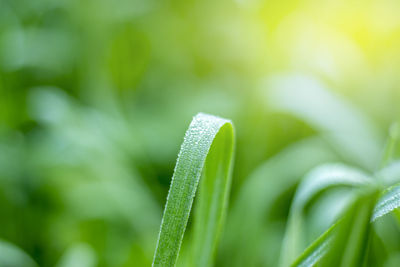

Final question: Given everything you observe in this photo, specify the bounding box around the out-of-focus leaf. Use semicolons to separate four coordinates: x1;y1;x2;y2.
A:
1;27;76;73
320;189;378;267
280;163;374;266
28;88;161;258
380;123;399;168
385;253;400;267
221;138;337;267
264;74;383;171
107;24;150;92
378;161;400;187
291;179;400;267
56;243;97;267
292;164;373;209
290;223;336;267
292;189;378;267
0;240;37;267
153;113;235;267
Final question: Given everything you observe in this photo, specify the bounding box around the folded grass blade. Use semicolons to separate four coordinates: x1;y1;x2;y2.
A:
152;113;235;267
281;164;374;266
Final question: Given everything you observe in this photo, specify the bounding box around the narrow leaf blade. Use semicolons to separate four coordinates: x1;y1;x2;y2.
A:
372;183;400;222
281;163;373;266
152;113;235;267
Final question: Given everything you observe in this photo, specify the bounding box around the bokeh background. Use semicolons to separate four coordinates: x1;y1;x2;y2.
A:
1;0;400;266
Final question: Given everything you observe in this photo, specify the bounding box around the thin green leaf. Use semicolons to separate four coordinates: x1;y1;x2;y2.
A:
293;164;373;209
291;189;378;267
372;183;400;222
152;113;235;267
290;223;336;267
281;163;374;266
320;190;378;267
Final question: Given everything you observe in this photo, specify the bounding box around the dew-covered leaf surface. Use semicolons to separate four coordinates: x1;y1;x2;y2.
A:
152;113;234;267
372;184;400;222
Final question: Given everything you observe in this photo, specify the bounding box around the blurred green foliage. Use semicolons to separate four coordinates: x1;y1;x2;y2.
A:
0;0;400;266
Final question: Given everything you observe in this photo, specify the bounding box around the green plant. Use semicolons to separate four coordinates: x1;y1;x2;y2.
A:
153;111;400;267
284;165;400;267
284;124;400;267
152;113;235;266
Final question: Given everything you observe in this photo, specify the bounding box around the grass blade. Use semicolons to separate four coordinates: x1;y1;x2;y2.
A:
281;164;373;266
265;74;383;171
291;189;378;267
292;164;373;209
290;223;336;267
152;113;235;267
320;190;378;267
221;138;337;267
372;183;400;222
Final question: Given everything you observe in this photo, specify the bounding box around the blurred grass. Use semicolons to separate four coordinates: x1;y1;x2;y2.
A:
0;0;400;266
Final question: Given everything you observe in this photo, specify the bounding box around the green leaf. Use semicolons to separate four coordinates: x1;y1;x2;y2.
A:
221;138;337;267
291;189;379;267
281;163;374;266
320;190;378;267
265;75;383;171
292;164;373;210
152;113;235;267
377;160;400;187
290;223;336;267
372;183;400;222
291;176;400;267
